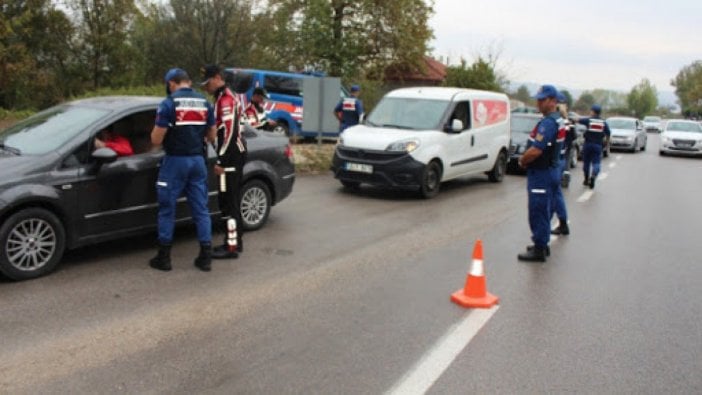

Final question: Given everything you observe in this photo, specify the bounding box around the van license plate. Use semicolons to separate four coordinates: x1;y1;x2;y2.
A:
346;162;373;174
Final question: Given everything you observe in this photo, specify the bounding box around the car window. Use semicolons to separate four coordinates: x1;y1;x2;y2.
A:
450;101;471;130
0;106;109;155
366;97;450;131
608;119;636;129
666;121;702;133
264;75;302;97
511;115;540;134
226;71;254;94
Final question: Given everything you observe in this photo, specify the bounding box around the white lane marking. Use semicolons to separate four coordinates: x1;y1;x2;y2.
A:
599;172;608;180
609;162;617;169
577;190;594;202
616;154;623;160
387;307;499;395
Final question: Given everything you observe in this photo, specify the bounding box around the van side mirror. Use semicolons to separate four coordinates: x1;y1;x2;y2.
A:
446;119;463;133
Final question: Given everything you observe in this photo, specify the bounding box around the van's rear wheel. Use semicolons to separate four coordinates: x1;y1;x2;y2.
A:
488;151;507;182
419;161;441;199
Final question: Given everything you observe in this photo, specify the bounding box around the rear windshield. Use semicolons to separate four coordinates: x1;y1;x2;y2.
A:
0;105;109;155
608;119;636;129
666;121;702;133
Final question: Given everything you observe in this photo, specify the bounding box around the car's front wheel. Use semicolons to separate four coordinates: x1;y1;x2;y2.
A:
487;151;507;182
419;160;442;199
240;179;272;231
0;208;66;281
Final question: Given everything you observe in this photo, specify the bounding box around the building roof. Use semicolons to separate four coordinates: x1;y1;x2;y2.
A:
385;56;447;83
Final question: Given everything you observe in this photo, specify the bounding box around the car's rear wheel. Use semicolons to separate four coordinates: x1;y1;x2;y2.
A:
0;208;65;281
272;121;290;137
419;160;442;199
487;151;507;182
240;179;271;231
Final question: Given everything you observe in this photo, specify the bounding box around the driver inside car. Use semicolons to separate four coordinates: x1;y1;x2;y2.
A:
94;126;134;157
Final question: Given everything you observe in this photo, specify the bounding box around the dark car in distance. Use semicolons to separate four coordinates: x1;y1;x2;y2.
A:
507;113;541;173
0;96;295;281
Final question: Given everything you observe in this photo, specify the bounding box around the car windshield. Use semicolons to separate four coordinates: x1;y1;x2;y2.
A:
366;97;450;130
608;119;636;129
666;121;702;133
0;105;109;155
511;116;540;134
643;116;661;122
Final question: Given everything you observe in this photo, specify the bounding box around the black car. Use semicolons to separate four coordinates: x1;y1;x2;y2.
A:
507;113;541;173
0;96;295;280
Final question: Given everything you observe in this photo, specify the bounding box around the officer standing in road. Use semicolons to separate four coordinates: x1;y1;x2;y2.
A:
334;84;364;132
244;87;277;130
551;96;571;236
576;104;611;189
201;64;246;260
517;85;562;262
150;68;216;272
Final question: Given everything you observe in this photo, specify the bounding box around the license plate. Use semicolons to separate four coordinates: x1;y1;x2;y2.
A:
345;162;373;174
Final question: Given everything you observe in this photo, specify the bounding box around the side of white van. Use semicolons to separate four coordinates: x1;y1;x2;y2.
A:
331;87;511;198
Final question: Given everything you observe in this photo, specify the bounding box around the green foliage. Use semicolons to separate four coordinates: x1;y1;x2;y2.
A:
444;58;503;92
573;92;595;113
672;60;702;116
627;78;658;117
512;85;532;105
71;85;164;99
560;90;573;109
0;108;35;121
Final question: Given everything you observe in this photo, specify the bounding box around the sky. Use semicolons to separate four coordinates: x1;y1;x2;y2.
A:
429;0;702;96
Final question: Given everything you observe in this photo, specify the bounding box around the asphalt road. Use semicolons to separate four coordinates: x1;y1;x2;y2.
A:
1;134;701;394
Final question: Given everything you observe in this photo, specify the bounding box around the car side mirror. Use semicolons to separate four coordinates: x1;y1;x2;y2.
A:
92;147;118;164
446;119;463;133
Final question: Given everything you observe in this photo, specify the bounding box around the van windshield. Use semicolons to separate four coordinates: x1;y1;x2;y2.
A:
366;97;450;130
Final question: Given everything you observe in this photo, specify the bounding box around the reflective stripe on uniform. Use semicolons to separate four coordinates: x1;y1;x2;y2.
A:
157;181;168;187
530;189;547;194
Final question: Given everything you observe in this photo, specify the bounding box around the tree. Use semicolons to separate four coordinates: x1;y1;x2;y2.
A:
560;89;573;109
671;60;702;116
573;92;595;113
444;57;503;92
70;0;143;89
627;78;658;118
0;0;74;109
512;85;531;104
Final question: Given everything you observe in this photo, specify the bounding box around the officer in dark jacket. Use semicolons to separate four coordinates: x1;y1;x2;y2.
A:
334;84;364;132
517;85;562;262
577;104;611;189
150;68;216;272
201;64;247;259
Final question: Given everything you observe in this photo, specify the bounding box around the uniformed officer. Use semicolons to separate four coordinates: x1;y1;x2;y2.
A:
334;84;364;132
200;64;246;260
551;97;570;236
150;68;216;272
517;84;562;262
576;104;611;189
244;87;276;130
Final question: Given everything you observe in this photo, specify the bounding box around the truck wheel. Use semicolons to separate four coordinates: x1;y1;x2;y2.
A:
272;121;290;137
419;161;441;199
0;208;66;281
487;151;507;182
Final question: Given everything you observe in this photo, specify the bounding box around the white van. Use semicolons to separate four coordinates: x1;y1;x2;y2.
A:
331;87;511;198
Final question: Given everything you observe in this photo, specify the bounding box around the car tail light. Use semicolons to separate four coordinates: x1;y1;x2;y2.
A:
284;144;293;159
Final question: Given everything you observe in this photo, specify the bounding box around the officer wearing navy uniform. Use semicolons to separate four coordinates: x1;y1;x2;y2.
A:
577;104;611;189
201;64;246;259
334;84;364;132
517;85;562;262
150;68;216;272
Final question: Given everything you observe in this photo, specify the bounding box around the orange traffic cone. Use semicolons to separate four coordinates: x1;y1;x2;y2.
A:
451;240;499;308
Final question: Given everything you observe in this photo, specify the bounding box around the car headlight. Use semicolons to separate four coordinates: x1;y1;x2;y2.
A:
386;139;420;153
661;136;671;144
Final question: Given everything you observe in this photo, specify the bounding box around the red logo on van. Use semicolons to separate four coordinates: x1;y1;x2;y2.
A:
472;100;508;127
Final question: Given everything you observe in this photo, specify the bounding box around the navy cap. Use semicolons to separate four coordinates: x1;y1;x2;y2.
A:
164;68;188;84
591;104;602;114
199;64;221;86
533;84;559;100
350;84;360;92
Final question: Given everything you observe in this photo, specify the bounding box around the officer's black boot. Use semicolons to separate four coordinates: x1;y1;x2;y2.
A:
589;176;596;189
551;220;570;235
583;175;589;186
212;234;239;259
149;244;172;271
518;246;548;262
526;244;551;256
194;243;212;272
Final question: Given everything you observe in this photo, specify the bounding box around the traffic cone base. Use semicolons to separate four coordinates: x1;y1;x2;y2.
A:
450;289;499;308
450;239;499;309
